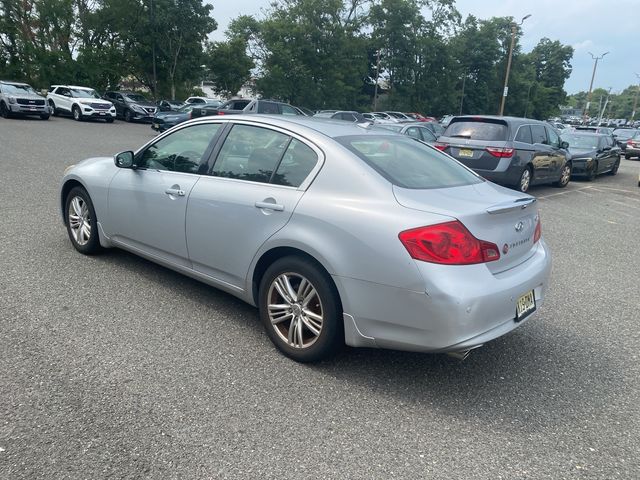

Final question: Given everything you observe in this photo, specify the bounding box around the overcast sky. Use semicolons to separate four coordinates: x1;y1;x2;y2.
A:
207;0;638;94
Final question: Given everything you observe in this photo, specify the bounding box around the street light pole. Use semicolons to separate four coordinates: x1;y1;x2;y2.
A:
582;51;609;123
373;49;381;111
459;71;466;115
499;14;531;116
631;73;640;122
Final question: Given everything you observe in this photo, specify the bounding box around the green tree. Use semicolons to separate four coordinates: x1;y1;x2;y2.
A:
205;38;254;97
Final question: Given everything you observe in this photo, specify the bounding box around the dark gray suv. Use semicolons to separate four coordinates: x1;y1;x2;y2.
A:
436;116;571;193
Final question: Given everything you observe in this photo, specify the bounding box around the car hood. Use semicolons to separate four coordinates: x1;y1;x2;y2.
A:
154;111;188;120
127;100;156;107
14;92;45;100
567;147;597;158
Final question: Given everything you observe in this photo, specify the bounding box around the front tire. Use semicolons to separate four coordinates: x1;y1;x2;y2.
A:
0;101;10;118
124;110;132;122
40;114;50;120
49;100;58;116
106;117;114;123
72;105;83;121
64;186;101;255
553;163;571;188
259;256;343;363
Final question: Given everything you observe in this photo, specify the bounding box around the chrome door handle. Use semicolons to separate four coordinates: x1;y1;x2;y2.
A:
165;188;185;196
255;201;284;211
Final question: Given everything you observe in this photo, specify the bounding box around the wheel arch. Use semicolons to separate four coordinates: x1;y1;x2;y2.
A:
250;246;341;309
60;178;87;223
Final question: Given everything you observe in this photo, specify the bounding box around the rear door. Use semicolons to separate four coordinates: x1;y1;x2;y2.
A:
186;123;321;288
544;125;566;180
530;124;553;181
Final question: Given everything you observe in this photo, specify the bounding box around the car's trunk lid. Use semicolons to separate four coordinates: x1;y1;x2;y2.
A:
393;182;539;273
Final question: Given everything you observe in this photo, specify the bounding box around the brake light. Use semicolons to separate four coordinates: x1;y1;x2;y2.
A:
399;221;500;265
485;147;514;158
533;215;541;243
434;142;448;151
627;139;633;145
217;111;225;115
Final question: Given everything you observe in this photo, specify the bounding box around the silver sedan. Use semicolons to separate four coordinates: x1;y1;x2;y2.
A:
60;115;552;362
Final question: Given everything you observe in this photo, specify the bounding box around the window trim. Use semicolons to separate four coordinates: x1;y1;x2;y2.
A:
206;119;324;191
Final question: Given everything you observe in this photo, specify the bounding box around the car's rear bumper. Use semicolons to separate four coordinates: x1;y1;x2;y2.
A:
336;239;552;353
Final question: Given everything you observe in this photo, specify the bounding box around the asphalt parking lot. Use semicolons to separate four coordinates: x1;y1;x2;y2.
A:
1;116;639;479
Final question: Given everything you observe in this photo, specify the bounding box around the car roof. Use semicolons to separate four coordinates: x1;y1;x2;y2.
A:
0;80;30;86
51;85;94;90
563;131;607;137
187;114;399;139
452;115;547;126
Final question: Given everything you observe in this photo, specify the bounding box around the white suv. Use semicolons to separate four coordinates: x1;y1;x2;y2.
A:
47;85;116;122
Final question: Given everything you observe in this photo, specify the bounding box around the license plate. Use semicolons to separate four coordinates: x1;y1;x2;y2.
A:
458;148;473;158
516;290;536;321
99;112;105;115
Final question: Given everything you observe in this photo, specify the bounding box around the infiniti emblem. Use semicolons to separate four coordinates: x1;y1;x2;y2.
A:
514;221;524;232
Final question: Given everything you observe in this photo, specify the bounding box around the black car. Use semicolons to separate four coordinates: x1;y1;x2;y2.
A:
151;103;194;132
612;128;640;158
437;116;571;193
103;91;157;122
561;132;621;180
191;99;303;118
156;99;184;112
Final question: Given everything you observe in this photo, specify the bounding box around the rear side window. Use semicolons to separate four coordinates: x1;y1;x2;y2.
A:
257;102;280;114
212;125;289;183
515;126;533;144
272;139;318;187
444;120;508;141
530;125;547;144
281;104;299;116
337;135;482;189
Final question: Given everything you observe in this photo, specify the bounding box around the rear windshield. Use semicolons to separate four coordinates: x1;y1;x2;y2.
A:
444;120;508;141
337;135;483;189
562;133;599;150
614;129;637;139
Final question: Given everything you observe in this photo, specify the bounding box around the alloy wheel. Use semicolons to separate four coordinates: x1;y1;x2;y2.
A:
68;196;91;246
520;169;531;192
559;165;571;186
267;273;323;349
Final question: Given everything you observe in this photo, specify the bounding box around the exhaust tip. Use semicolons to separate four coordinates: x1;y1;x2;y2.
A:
447;350;472;361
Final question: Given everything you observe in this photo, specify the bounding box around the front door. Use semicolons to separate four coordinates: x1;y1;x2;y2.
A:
107;123;223;266
186;123;320;288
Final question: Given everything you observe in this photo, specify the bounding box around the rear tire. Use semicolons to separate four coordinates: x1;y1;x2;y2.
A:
516;167;532;193
609;159;620;175
259;256;343;363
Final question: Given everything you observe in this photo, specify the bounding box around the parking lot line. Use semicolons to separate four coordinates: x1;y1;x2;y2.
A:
536;186;594;200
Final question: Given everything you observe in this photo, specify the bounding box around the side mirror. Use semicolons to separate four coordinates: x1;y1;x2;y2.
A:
560;141;569;149
114;151;135;168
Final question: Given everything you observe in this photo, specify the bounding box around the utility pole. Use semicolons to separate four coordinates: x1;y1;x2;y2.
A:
499;14;531;116
582;51;609;123
373;49;381;111
631;73;640;122
459;71;466;115
597;87;612;126
151;0;158;99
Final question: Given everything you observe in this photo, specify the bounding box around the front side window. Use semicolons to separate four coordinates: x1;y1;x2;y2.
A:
281;104;299;116
530;125;547;144
212;125;289;183
546;127;560;148
337;135;482;189
406;127;422;139
419;128;437;142
137;124;221;173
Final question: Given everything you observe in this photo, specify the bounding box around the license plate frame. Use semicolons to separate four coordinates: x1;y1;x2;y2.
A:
515;290;536;321
458;148;474;158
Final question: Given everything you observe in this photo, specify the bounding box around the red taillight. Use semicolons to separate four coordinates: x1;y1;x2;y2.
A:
533;215;541;243
627;139;633;145
217;111;225;115
434;142;448;151
399;221;500;265
485;147;514;158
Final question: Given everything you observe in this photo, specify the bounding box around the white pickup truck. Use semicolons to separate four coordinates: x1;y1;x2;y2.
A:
47;85;116;122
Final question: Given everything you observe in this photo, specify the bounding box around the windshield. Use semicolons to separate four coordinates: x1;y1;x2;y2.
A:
125;93;147;102
71;88;100;99
2;83;37;95
337;135;483;189
444;120;508;141
562;134;599;150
